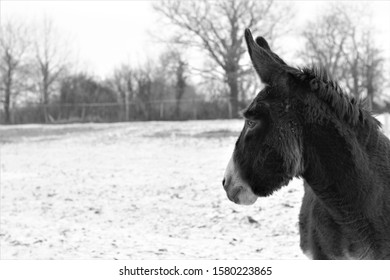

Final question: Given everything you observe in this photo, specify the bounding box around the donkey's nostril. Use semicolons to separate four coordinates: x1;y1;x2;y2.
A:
222;178;226;187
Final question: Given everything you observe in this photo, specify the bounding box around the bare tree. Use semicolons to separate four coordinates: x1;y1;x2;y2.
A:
133;64;154;120
111;65;135;121
159;49;188;118
301;4;386;110
301;9;351;80
353;31;384;110
154;0;293;118
0;20;30;124
32;18;69;123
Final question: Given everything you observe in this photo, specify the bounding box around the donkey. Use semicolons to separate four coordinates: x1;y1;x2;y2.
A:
222;29;390;259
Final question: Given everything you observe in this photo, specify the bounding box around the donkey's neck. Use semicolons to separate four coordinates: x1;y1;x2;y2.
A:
301;115;390;257
301;116;381;217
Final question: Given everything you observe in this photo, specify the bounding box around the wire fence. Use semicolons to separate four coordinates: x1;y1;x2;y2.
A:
1;99;234;124
2;100;390;137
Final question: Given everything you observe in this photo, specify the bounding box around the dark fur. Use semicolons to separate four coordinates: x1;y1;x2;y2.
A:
232;29;390;259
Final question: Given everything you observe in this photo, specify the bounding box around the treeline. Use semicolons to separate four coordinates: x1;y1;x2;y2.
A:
0;17;231;124
12;51;232;124
1;0;389;124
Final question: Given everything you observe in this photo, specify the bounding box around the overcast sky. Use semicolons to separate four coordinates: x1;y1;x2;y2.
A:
2;0;390;79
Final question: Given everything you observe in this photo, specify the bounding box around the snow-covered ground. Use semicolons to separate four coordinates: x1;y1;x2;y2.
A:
1;116;388;260
0;120;306;259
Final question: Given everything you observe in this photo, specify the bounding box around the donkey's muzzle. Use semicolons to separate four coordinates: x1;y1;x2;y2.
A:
223;156;258;205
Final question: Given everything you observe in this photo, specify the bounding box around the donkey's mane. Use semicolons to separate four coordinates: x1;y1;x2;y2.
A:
295;66;380;129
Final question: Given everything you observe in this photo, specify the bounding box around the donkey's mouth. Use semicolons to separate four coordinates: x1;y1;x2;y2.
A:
227;186;243;203
226;186;258;205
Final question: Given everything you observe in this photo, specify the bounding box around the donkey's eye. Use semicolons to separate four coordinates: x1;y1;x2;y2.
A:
246;120;258;129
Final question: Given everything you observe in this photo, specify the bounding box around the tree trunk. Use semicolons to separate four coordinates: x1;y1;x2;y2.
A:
43;91;49;123
175;83;185;120
160;102;164;119
4;79;12;124
3;66;13;124
366;75;374;111
4;89;11;124
119;91;127;121
42;74;50;123
175;61;186;120
125;100;129;121
226;70;239;119
365;60;375;111
175;100;181;120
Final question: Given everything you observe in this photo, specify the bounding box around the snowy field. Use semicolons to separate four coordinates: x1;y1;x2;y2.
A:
1;116;388;260
0;120;305;260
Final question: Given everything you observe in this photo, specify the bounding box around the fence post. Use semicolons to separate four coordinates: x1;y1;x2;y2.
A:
81;104;86;121
228;100;232;119
160;102;164;120
126;103;130;121
193;98;197;120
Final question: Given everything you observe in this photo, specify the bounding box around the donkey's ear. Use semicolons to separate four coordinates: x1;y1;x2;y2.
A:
256;36;287;66
255;36;271;51
245;29;284;85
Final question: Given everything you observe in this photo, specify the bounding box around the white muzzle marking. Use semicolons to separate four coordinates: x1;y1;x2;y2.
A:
223;156;258;205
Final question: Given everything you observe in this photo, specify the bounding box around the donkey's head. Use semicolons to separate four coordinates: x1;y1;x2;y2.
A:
223;29;304;205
